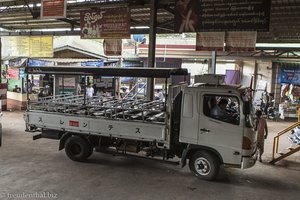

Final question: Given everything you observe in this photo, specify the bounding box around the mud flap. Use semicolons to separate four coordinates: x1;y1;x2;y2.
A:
180;144;192;168
59;132;72;151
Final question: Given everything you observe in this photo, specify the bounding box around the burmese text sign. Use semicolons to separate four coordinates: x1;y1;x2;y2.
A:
81;7;130;39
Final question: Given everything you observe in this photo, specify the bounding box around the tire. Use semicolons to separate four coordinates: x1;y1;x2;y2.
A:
86;144;94;158
65;135;92;162
189;150;220;181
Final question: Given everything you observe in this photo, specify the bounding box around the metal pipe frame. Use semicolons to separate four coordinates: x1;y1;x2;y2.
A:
29;94;166;124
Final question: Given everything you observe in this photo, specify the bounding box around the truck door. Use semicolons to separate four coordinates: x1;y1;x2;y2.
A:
179;90;199;144
198;93;243;165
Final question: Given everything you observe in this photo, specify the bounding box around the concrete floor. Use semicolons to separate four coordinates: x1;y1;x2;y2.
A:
0;111;300;200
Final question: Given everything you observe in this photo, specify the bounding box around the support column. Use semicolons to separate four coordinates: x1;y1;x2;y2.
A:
146;0;158;101
253;61;258;90
207;51;216;74
0;37;1;81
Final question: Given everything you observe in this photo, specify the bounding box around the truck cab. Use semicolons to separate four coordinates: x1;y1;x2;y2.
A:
178;83;257;180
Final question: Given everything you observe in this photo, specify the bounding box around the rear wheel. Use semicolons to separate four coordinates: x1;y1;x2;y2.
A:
189;150;220;181
65;136;92;162
86;144;93;158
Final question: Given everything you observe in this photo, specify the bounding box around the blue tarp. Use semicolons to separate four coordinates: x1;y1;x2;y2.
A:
28;59;104;67
28;59;54;67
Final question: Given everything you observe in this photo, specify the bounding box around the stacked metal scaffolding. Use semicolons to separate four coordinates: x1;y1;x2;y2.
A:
29;94;166;124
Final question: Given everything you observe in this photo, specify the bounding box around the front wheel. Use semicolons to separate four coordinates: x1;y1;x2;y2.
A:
189;150;220;181
65;136;92;162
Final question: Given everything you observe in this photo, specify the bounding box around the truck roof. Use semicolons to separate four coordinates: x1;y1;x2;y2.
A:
188;83;249;91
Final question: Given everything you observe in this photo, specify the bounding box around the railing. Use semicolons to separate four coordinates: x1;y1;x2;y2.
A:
271;121;300;160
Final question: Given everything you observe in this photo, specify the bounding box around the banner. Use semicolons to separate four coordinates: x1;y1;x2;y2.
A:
7;68;19;80
103;39;122;56
29;36;54;57
28;59;55;67
279;68;300;84
225;32;257;52
2;36;53;57
19;68;26;79
80;7;131;39
175;0;271;33
41;0;66;19
81;61;104;67
196;32;225;51
3;37;30;57
225;70;240;85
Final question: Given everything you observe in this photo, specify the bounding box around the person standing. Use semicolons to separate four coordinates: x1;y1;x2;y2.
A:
86;83;94;98
255;110;268;162
24;79;33;94
77;83;82;95
155;89;165;101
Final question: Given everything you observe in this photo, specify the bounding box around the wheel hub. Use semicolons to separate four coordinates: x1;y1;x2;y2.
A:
195;158;211;175
70;143;82;155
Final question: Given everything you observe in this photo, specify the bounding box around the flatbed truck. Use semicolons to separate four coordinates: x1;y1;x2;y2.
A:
24;67;257;180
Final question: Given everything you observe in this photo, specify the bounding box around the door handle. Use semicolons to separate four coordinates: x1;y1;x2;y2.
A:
200;128;210;132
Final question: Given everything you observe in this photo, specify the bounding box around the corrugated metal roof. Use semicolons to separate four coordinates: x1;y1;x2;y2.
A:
0;0;299;43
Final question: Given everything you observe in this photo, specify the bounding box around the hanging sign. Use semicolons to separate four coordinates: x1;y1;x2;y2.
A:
196;32;225;51
29;36;54;57
41;0;67;19
2;37;30;57
80;7;131;39
225;31;257;52
103;39;122;56
175;0;271;33
2;36;53;57
279;68;300;84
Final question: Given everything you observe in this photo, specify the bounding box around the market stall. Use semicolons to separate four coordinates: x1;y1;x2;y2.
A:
278;63;300;119
5;58;39;110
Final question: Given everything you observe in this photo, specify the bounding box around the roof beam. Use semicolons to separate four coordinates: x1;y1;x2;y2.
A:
57;18;80;30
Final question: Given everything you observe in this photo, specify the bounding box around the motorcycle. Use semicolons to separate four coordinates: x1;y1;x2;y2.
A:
266;100;280;120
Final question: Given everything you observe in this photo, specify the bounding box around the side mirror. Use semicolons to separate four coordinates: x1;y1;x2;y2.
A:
243;102;250;115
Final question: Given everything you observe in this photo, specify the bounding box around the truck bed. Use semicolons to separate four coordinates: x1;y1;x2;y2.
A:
25;94;168;144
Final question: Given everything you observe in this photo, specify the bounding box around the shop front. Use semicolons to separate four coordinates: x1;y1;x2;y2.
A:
6;67;39;110
275;62;300;119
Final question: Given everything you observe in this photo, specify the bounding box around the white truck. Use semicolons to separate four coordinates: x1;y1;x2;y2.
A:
24;67;257;180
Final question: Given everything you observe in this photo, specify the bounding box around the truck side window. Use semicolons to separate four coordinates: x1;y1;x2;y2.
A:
203;95;240;125
183;93;193;118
